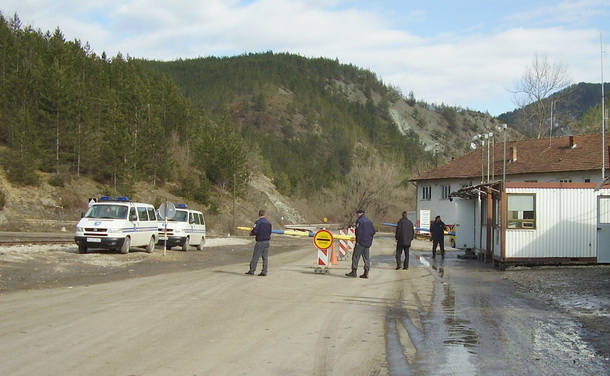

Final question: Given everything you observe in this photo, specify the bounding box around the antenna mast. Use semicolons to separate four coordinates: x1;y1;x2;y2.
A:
602;33;606;181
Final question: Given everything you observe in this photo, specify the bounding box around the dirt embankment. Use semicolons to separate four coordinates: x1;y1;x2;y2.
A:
0;170;315;237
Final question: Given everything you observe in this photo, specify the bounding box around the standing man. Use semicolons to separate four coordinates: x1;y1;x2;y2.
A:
430;215;446;259
346;209;377;279
246;210;272;276
395;211;415;269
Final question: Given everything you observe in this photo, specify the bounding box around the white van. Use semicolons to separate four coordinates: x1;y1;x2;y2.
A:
74;196;158;254
158;204;206;251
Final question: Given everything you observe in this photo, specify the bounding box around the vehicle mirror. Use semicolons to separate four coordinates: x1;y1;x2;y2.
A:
130;214;138;221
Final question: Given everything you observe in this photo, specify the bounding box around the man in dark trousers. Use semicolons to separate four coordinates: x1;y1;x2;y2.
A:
346;209;377;279
246;210;272;276
395;211;414;269
430;215;446;259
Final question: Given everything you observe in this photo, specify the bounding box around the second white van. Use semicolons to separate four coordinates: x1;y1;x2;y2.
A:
158;204;206;251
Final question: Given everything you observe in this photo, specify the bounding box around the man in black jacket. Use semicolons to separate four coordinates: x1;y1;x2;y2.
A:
346;209;377;279
431;215;446;259
246;210;272;276
395;211;414;269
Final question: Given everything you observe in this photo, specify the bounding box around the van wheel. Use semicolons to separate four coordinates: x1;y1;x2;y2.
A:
78;245;87;254
120;237;131;254
182;237;190;252
145;236;155;253
197;236;206;250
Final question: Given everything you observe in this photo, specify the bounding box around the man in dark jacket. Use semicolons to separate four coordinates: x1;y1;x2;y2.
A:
395;211;414;269
246;210;272;276
430;215;446;259
346;209;377;279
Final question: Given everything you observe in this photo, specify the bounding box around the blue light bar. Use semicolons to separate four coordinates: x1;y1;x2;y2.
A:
99;196;130;202
176;204;188;208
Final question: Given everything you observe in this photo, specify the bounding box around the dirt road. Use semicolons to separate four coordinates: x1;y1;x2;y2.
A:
0;234;608;375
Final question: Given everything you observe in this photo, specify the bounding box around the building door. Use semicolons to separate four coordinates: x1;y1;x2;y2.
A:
598;196;610;263
453;198;475;249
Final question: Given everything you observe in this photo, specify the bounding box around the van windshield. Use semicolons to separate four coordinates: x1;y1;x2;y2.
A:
168;210;188;222
86;204;129;219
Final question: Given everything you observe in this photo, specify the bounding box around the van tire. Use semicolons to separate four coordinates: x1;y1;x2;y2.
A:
78;245;87;254
145;236;155;253
197;236;206;250
182;237;190;252
120;237;131;254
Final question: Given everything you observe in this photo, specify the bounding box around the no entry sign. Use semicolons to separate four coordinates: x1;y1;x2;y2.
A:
313;229;334;250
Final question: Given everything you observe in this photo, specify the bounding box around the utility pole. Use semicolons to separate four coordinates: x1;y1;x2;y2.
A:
602;33;607;181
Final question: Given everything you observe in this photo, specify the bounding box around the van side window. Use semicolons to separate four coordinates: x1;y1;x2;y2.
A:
137;207;149;221
129;208;137;220
193;213;201;225
147;207;157;221
199;214;205;226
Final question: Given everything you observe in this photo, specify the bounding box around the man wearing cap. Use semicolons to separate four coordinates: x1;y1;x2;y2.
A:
395;211;415;269
245;210;272;276
346;209;377;279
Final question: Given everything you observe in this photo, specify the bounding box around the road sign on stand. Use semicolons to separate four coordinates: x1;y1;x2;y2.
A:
313;229;333;250
158;201;176;256
314;230;334;274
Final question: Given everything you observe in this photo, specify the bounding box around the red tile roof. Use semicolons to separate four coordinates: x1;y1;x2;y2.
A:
410;133;610;181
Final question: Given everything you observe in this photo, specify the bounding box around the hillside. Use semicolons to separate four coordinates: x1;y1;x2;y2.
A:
8;14;601;231
0;167;310;237
143;53;509;166
498;82;610;137
0;13;522;229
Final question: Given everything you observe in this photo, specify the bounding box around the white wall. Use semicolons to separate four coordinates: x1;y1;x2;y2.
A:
415;178;475;226
503;187;602;259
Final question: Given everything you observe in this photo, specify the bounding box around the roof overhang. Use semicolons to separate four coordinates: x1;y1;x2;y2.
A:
449;181;501;199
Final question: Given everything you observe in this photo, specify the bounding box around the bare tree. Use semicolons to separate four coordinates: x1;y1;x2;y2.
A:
511;53;572;139
320;157;404;227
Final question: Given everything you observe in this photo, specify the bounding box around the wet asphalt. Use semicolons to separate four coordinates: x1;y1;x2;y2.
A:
378;251;610;376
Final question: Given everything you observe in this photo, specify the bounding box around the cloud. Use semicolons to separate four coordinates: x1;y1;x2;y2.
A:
509;0;610;27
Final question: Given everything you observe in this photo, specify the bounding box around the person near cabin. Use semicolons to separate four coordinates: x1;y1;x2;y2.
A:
245;210;272;276
395;211;415;269
430;215;447;259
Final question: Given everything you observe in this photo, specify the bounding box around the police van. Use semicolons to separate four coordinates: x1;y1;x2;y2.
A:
158;204;206;251
74;196;159;254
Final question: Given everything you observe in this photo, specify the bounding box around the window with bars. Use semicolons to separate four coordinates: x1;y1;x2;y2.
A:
441;185;451;200
422;186;431;201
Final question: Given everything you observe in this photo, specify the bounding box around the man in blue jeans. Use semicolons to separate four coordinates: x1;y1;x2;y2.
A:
246;210;272;276
346;209;377;279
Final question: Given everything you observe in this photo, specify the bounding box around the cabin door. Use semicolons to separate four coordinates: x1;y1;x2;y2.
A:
453;198;475;249
597;196;610;263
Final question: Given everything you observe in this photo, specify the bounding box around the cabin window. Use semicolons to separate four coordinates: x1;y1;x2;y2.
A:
507;194;536;229
441;185;451;200
422;186;431;201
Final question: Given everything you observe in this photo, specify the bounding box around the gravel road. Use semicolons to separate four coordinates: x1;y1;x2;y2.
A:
0;234;608;375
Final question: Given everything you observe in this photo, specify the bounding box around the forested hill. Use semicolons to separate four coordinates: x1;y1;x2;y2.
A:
141;53;435;193
498;82;610;138
141;52;508;180
0;13;507;223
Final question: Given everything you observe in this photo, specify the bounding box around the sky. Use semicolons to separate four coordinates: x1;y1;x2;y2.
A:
2;0;609;116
